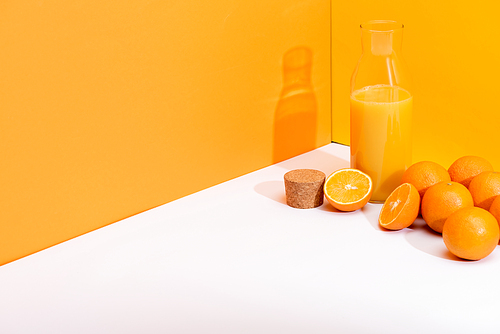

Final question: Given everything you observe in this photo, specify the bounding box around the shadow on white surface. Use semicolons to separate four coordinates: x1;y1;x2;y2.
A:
362;205;468;261
405;218;466;261
275;149;349;175
360;203;384;231
254;181;287;205
316;201;357;214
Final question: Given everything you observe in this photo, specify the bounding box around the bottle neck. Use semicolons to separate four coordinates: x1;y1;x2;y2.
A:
361;25;403;57
352;21;410;93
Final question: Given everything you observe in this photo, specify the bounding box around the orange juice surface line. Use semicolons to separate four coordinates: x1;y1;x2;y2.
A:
350;84;413;202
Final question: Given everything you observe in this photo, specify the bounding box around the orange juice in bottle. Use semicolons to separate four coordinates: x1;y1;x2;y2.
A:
350;84;412;202
350;20;412;202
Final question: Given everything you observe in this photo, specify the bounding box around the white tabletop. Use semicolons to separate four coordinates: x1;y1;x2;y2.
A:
1;143;499;334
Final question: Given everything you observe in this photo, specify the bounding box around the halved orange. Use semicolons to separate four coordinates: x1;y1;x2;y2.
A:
378;183;420;230
324;168;373;211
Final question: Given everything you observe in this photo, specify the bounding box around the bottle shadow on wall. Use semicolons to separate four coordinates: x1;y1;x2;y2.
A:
272;46;318;164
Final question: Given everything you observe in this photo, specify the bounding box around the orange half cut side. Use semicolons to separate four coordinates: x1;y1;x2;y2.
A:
378;183;420;230
324;168;373;211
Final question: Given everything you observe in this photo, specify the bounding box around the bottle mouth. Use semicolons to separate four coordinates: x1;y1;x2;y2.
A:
361;20;404;32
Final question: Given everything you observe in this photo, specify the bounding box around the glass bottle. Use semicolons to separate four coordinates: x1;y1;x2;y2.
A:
350;20;412;203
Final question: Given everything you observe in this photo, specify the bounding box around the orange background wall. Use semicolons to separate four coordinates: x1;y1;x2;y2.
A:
0;0;331;265
332;0;500;169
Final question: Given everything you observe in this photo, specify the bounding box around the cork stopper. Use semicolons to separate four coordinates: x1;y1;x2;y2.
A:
284;169;325;209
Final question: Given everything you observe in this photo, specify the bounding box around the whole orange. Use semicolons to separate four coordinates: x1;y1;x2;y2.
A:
443;207;499;260
468;171;500;210
421;181;474;233
448;156;494;188
400;161;451;199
